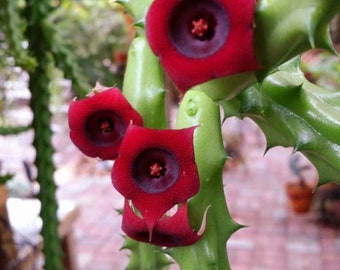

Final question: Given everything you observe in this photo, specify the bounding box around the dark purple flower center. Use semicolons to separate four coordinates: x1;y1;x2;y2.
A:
169;0;229;58
85;110;125;146
132;148;179;194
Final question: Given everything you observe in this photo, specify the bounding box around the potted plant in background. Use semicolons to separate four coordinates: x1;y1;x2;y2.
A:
285;155;315;213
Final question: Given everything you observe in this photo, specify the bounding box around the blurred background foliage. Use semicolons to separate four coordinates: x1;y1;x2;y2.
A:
0;0;132;91
1;0;133;126
48;0;131;87
300;14;340;92
301;50;340;91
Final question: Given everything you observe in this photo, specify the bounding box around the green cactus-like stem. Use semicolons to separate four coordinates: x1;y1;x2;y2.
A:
221;58;340;186
123;36;167;129
171;90;239;270
24;1;64;269
261;57;340;146
28;57;63;270
121;36;170;269
194;72;257;101
121;237;171;270
254;0;340;76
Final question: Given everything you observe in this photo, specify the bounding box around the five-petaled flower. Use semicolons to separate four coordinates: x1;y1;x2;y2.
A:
68;87;143;160
146;0;260;93
111;125;202;245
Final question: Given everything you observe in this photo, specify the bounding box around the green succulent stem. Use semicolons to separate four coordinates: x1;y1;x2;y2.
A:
121;36;170;269
121;237;171;270
24;1;63;269
221;58;340;186
28;57;63;270
254;0;340;77
123;36;167;129
192;72;257;101
172;90;239;270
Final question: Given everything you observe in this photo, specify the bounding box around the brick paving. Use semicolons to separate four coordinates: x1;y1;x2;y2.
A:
2;109;340;269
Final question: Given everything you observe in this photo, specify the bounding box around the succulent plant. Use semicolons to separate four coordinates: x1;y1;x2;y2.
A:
2;0;339;269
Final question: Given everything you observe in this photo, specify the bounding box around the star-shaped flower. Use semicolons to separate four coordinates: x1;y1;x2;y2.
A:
111;125;200;233
68;87;143;160
146;0;260;93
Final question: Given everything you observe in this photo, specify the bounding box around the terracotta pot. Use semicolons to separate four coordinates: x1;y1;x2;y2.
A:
285;183;314;213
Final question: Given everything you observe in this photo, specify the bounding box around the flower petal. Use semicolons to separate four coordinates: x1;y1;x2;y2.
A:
122;200;206;247
146;0;260;92
111;125;199;230
68;88;143;160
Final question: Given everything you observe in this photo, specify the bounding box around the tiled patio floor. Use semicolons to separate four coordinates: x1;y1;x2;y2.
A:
54;118;340;270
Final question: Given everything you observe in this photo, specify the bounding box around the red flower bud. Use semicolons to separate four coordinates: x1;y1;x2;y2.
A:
68;88;143;160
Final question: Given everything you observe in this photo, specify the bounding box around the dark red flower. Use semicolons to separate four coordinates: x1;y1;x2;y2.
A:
68;88;143;160
111;125;199;233
146;0;260;93
122;200;208;247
